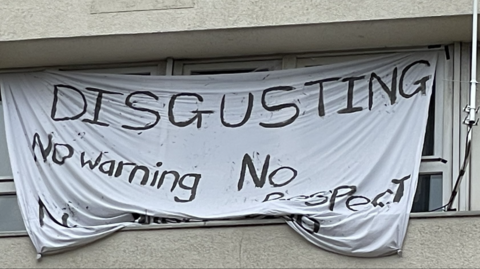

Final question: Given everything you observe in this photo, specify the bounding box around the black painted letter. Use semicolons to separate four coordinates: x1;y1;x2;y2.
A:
32;133;53;162
51;85;87;121
122;91;161;131
329;185;357;211
220;93;254;128
369;69;397;110
174;174;202;203
82;87;123;127
168;93;214;129
268;166;297;187
346;196;371;211
52;143;74;165
392;175;411;203
337;77;365;114
237;153;270;191
262;192;285;202
399;60;431;98
304;77;340;117
259;86;300;128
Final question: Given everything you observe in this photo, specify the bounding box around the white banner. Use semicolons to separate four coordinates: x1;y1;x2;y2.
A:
0;52;437;257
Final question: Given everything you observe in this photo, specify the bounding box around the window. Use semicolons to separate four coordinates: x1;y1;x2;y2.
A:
0;47;459;233
0;65;165;233
412;174;443;212
59;63;165;76
0;195;25;232
175;50;451;212
295;48;453;212
0;99;25;233
173;58;282;75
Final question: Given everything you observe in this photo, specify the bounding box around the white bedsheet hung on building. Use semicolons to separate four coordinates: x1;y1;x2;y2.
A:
0;52;437;257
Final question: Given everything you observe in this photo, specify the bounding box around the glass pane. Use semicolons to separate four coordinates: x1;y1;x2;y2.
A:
421;84;435;156
0;102;13;177
411;174;443;212
123;73;152;76
0;195;25;232
190;68;269;75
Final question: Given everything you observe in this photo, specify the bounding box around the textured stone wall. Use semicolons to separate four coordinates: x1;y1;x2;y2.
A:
1;217;479;268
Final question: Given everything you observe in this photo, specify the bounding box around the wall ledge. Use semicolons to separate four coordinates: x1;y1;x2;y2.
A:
2;211;480;238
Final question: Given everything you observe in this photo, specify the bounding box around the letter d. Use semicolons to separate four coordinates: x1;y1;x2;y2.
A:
51;85;87;121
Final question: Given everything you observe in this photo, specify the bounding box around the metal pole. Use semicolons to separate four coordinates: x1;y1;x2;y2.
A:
446;0;479;211
469;0;478;124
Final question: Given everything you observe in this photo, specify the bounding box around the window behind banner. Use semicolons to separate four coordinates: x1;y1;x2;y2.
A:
0;48;454;233
173;58;283;75
295;51;451;213
176;51;451;213
0;65;164;233
0;101;23;233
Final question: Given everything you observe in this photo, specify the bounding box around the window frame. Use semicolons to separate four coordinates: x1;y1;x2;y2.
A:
294;47;454;211
59;64;165;76
0;65;165;197
173;58;283;75
0;45;465;235
0;179;15;195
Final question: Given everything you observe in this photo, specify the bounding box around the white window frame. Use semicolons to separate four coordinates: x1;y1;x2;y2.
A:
173;57;282;75
0;99;14;195
0;179;14;195
0;45;467;235
59;63;166;76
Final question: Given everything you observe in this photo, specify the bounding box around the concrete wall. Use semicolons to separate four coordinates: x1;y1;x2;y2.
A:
0;0;477;69
0;0;475;41
1;216;480;268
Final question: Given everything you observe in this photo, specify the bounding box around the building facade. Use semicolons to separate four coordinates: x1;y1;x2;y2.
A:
1;0;480;267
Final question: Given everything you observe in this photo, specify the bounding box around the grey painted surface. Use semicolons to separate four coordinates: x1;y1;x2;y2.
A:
0;0;475;41
0;16;473;70
0;217;479;268
0;0;476;69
